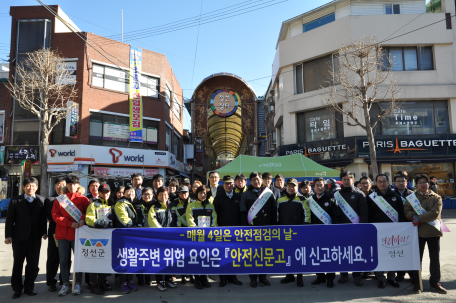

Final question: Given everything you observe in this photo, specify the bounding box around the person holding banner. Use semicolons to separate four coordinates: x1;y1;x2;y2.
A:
113;185;141;293
405;174;447;294
309;177;342;288
5;177;47;299
335;171;368;286
84;183;114;295
186;185;217;289
86;178;100;203
240;171;277;288
213;175;243;287
51;174;91;297
234;174;248;194
277;178;311;287
367;174;405;289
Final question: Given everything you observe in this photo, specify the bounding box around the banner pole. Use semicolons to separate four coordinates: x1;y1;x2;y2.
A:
418;270;423;292
72;272;75;293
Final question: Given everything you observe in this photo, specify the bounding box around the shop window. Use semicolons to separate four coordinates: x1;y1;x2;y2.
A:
297;109;343;143
89;112;159;149
13;121;40;145
383;47;433;71
165;127;171;151
303;13;335;33
378;101;449;135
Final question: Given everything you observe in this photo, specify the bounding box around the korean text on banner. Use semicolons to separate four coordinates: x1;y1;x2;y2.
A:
74;223;420;275
129;46;143;142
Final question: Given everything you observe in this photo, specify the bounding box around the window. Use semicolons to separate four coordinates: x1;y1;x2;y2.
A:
383;47;433;71
165;127;171;151
92;64;128;93
0;111;4;143
165;85;171;106
375;101;449;135
297;109;343;143
385;4;400;14
295;55;334;93
303;13;335;32
139;74;159;98
280;125;284;146
50;119;74;144
89;112;159;149
13;121;40;145
173;95;181;119
174;133;179;157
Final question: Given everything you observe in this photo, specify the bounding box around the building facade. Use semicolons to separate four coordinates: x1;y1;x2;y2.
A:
0;5;187;197
266;0;456;198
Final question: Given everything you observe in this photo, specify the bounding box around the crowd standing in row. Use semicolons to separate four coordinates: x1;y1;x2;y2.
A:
4;169;447;299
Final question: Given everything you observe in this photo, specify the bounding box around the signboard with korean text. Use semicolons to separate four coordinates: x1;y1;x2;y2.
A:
94;167;159;177
65;101;78;138
210;89;239;117
5;146;39;164
74;223;419;274
129;46;143;142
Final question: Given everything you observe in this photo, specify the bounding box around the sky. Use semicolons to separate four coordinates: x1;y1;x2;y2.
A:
0;0;332;130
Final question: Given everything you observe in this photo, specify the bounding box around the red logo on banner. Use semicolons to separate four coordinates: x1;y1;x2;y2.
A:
49;149;57;157
109;148;123;163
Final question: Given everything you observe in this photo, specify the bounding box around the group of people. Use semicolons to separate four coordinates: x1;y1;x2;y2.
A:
4;169;447;299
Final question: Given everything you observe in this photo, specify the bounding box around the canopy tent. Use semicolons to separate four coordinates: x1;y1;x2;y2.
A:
213;154;340;180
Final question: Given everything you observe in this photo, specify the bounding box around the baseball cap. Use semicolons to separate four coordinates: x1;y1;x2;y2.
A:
287;178;298;186
182;178;191;184
99;183;111;192
223;175;234;183
177;186;189;193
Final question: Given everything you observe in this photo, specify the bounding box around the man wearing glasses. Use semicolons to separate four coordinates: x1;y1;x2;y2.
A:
207;171;223;199
405;174;447;295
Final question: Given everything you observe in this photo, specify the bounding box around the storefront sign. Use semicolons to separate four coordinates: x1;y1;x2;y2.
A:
22;159;32;179
0;146;4;165
278;138;356;162
210;89;239;117
47;164;85;172
5;146;39;164
94;167;159;177
56;61;77;85
129;46;143;142
65;101;78;138
195;138;204;166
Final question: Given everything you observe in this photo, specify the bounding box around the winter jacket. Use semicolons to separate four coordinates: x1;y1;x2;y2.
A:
277;192;311;225
45;195;58;236
336;185;368;223
429;182;438;195
269;185;282;201
135;199;154;227
170;197;191;227
234;186;247;194
309;192;342;225
240;185;277;226
404;190;443;238
207;185;224;200
52;192;91;241
213;191;242;227
186;197;217;227
394;187;414;205
113;197;139;228
148;200;173;228
85;197;113;228
367;188;406;223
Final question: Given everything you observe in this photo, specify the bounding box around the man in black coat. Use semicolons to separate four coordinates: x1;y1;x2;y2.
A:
335;172;368;286
207;171;224;199
309;177;342;288
5;177;47;299
367;174;405;289
44;177;72;292
240;172;277;288
213;175;243;287
85;178;100;203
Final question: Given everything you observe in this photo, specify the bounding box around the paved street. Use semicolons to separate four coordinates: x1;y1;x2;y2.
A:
1;211;455;302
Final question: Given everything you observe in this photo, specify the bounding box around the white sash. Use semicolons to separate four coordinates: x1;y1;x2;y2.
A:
247;187;273;225
369;192;399;222
57;194;83;222
334;191;360;223
400;196;406;205
308;196;332;224
405;193;441;231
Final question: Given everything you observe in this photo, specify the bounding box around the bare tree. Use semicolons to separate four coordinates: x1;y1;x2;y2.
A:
320;36;400;177
6;49;78;196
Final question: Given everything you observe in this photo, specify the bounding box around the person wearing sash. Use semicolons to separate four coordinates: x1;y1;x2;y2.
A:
113;185;141;294
274;174;286;196
335;171;368;286
234;174;248;194
367;174;405;289
308;177;341;288
240;171;277;288
44;177;71;293
213;176;243;287
5;177;47;299
299;180;313;198
51;174;91;297
358;176;374;280
134;187;154;286
170;186;194;285
84;182;113;295
392;174;413;282
148;187;176;291
187;185;217;289
262;172;281;200
278;178;311;287
405;174;447;294
207;171;224;199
